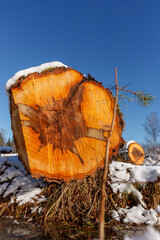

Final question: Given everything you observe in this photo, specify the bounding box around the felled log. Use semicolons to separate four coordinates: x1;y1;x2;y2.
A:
7;63;125;181
119;140;145;165
128;142;145;164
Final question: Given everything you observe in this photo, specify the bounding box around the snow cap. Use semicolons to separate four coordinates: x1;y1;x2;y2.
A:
6;61;68;91
124;140;136;150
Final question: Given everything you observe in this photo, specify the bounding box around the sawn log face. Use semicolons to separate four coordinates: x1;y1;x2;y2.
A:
9;68;125;180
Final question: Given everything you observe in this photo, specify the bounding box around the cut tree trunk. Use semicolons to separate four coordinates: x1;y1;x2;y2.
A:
119;141;145;165
128;142;145;165
8;67;125;181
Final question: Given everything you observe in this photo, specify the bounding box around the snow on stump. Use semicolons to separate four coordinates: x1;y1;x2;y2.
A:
6;62;125;181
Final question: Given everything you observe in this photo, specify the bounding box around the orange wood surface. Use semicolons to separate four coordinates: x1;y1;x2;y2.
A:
9;67;124;180
128;142;145;165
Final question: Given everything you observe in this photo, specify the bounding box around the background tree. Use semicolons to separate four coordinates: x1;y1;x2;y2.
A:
11;137;17;153
0;129;6;146
143;112;160;148
7;137;12;146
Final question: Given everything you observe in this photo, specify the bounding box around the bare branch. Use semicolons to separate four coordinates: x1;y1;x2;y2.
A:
143;112;160;147
99;68;118;240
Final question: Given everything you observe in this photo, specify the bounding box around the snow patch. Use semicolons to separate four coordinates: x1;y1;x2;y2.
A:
144;151;160;166
109;161;160;224
123;205;158;225
155;206;160;214
12;188;44;205
112;205;158;225
124;226;160;240
109;161;160;185
0;146;12;153
0;155;46;204
111;182;146;207
6;61;68;91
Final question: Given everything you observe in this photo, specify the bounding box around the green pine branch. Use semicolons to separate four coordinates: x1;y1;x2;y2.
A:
133;91;154;106
109;85;154;107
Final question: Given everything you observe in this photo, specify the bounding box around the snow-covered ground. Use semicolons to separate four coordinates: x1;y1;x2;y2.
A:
0;153;160;218
124;226;160;240
0;153;160;239
109;161;160;225
0;146;12;153
143;148;160;166
0;155;46;205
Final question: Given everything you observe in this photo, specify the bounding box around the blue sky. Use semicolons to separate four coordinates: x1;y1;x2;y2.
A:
0;0;160;145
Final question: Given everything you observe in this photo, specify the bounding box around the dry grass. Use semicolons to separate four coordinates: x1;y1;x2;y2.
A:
0;170;160;226
42;170;104;224
139;177;160;209
0;169;115;225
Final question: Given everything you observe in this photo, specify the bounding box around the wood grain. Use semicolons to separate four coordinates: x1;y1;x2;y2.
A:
128;142;145;165
9;67;125;180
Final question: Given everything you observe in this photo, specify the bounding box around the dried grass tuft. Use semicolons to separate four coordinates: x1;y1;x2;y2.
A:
42;170;104;224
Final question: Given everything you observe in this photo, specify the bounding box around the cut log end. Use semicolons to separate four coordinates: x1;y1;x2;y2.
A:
9;67;125;181
128;142;145;165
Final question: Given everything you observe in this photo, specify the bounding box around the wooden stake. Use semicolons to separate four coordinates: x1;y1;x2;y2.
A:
99;68;118;240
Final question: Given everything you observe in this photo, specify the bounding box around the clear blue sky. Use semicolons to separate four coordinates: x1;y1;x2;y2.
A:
0;0;160;145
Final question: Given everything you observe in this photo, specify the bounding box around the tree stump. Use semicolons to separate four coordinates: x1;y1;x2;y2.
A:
7;65;125;180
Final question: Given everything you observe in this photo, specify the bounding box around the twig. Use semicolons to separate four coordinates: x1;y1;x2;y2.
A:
99;68;118;240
